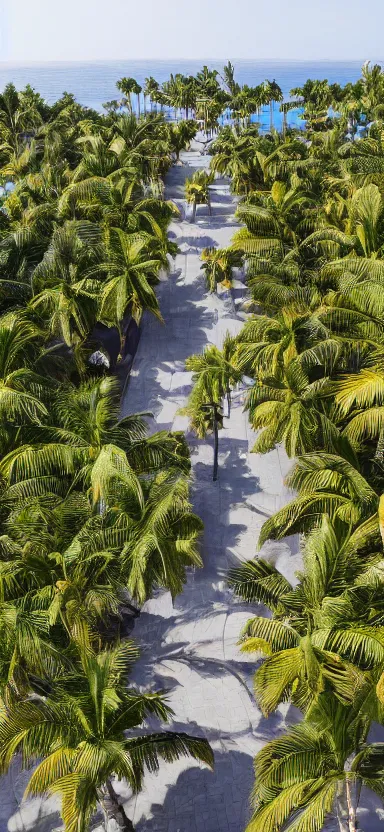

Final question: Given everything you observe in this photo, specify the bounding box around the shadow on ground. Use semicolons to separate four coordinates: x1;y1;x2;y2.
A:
135;749;253;832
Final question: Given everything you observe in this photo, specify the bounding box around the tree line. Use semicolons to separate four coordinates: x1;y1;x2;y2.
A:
0;78;214;831
183;60;384;832
1;57;384;830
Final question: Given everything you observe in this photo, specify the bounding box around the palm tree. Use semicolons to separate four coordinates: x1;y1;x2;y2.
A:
168;120;197;162
109;113;171;182
132;82;142;118
262;79;283;132
29;221;100;350
287;78;334;131
242;360;339;458
94;228;163;348
185;169;214;222
0;82;42;154
247;691;384;832
229;514;384;716
259;449;380;545
143;77;160;114
116;78;138;115
209;125;267;194
182;337;240;479
0;642;213;832
200;246;242;292
232;182;317;259
0;311;49;425
87;446;204;603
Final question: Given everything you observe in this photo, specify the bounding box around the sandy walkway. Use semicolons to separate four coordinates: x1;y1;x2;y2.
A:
119;147;299;832
0;146;299;832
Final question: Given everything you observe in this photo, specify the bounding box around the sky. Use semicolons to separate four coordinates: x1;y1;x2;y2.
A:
1;0;384;63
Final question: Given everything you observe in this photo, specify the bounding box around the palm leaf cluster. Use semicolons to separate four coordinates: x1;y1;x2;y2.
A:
0;80;215;831
182;62;384;832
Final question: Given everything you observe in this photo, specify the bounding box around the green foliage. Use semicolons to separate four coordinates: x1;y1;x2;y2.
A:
182;59;384;832
0;72;217;832
0;642;213;832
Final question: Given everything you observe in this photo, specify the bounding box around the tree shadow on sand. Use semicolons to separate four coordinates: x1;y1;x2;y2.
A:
134;748;254;832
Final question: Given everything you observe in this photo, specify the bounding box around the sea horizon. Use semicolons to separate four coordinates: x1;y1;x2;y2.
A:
0;58;380;131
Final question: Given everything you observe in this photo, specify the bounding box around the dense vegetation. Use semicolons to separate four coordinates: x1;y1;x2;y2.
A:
0;79;215;831
183;61;384;832
1;57;384;831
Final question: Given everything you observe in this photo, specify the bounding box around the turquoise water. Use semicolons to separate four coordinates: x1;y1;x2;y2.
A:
0;58;378;130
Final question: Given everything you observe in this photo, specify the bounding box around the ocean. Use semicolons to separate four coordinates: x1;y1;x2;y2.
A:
0;59;378;130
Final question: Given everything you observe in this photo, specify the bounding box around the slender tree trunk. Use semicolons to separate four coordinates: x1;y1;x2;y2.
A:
207;197;212;216
191;201;196;223
143;95;146;115
137;94;140;117
186;106;189;119
270;100;273;132
213;415;219;482
379;494;384;546
104;779;135;832
346;779;358;832
336;783;349;832
226;387;231;419
119;328;126;359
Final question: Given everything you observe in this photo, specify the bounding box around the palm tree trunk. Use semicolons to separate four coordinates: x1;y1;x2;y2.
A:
104;779;135;832
336;783;349;832
191;201;196;223
213;414;219;482
137;94;140;117
270;100;273;132
226;387;231;419
346;780;358;832
379;494;384;546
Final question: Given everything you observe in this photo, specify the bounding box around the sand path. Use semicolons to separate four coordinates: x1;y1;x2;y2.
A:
118;146;299;832
0;146;299;832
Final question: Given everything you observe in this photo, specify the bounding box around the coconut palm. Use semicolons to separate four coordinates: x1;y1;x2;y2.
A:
94;228;163;345
232;182;317;259
185;169;214;222
168;120;197;162
200;246;242;292
0;642;213;832
86;446;203;603
0;82;42;154
210;125;266;194
116;77;137;114
182;336;240;479
229;514;384;716
262;79;283;132
0;311;49;426
243;361;338;457
259;449;380;544
247;691;384;832
0;375;191;497
143;77;160;114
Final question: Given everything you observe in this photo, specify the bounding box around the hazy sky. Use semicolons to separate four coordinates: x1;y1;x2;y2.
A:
2;0;384;63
